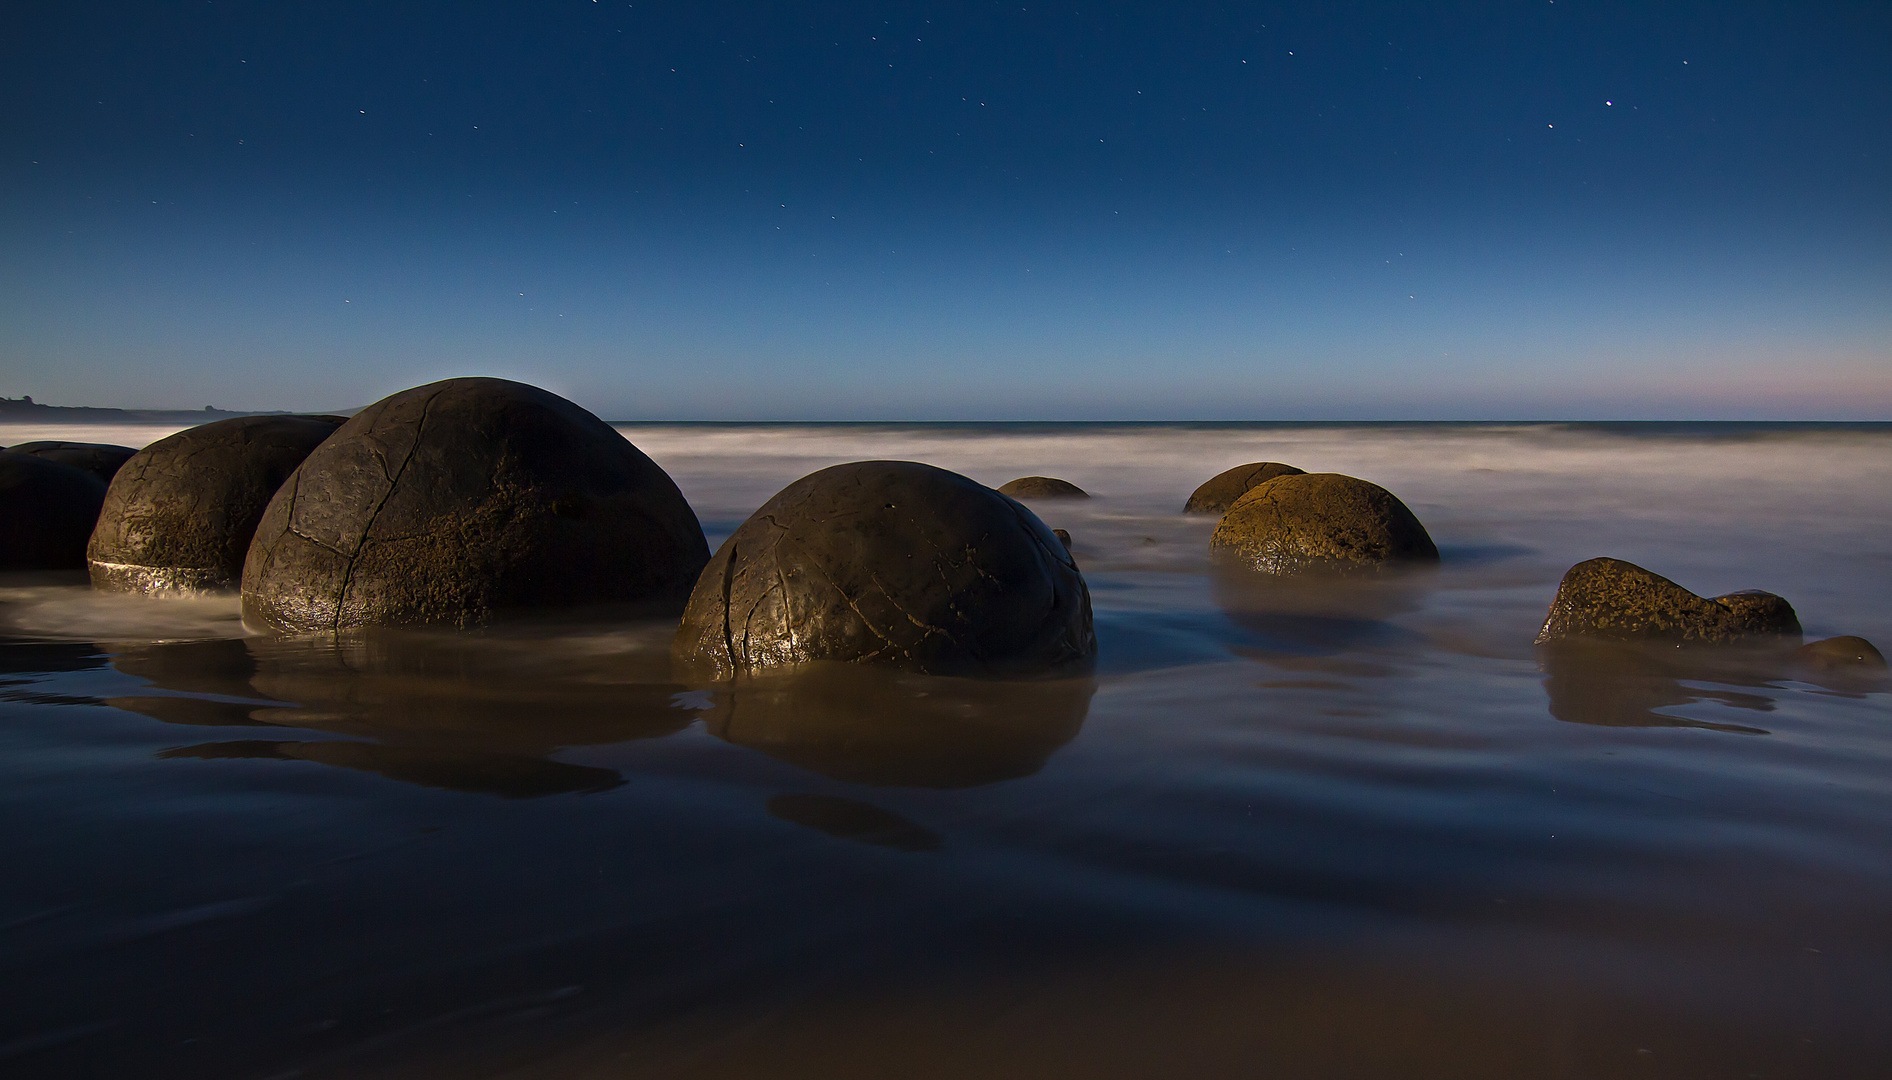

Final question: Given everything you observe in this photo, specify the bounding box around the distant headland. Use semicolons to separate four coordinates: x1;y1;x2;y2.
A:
1;395;342;423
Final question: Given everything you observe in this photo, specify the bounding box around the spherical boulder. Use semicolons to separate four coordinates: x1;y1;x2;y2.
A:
6;441;138;485
88;415;346;593
674;460;1095;678
1209;472;1439;574
1184;461;1305;514
997;476;1089;499
1535;557;1801;645
242;378;709;631
0;452;108;570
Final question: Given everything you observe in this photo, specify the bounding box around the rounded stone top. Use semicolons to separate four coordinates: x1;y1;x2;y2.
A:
675;460;1095;678
1209;472;1439;574
0;451;108;570
5;441;138;486
241;377;709;631
1793;635;1886;671
87;415;346;593
1184;461;1306;514
997;476;1090;499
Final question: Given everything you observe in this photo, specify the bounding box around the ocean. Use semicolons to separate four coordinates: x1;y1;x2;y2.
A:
2;421;1889;1078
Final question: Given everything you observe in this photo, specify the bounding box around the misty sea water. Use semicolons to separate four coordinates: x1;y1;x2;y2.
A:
1;421;1889;1078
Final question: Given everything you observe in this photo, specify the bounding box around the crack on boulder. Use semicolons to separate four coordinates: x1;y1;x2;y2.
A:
333;388;441;630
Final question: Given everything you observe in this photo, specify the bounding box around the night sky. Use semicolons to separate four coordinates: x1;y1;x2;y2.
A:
4;2;1888;419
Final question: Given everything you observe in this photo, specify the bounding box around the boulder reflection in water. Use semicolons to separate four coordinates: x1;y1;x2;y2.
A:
110;626;689;796
701;662;1094;788
1537;639;1782;733
1211;563;1433;657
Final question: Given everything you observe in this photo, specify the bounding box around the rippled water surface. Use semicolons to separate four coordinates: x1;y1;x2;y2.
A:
2;422;1889;1078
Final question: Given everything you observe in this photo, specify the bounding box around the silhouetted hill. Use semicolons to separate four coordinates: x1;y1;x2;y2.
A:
1;396;353;423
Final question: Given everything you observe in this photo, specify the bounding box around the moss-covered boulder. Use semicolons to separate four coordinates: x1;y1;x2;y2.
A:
1535;558;1801;645
1209;472;1438;575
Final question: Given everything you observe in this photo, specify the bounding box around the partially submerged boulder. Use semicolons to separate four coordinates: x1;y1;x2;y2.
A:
242;378;708;631
1535;558;1801;645
6;441;138;485
1184;461;1305;514
997;476;1089;499
1209;472;1438;574
88;416;345;593
1792;635;1886;671
674;460;1094;678
0;452;108;570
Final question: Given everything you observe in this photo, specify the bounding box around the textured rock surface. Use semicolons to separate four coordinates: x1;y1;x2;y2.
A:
242;378;708;631
6;441;137;485
87;416;345;593
1535;558;1802;645
1184;461;1306;514
997;476;1089;499
675;460;1095;678
1209;472;1438;574
1793;635;1886;670
0;452;108;570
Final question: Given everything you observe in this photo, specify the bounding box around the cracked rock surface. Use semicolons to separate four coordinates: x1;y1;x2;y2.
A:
88;416;346;593
1184;461;1305;514
242;378;708;631
5;441;137;485
1535;557;1801;645
1209;472;1438;574
0;452;108;570
675;460;1096;678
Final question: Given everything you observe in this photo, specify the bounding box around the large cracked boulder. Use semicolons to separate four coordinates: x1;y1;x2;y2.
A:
674;460;1095;678
1535;557;1801;645
1209;472;1439;574
997;476;1089;499
1184;461;1305;514
87;416;346;593
0;452;108;570
6;441;138;485
242;378;708;631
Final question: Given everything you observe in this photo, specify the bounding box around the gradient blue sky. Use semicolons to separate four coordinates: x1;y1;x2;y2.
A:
4;1;1888;419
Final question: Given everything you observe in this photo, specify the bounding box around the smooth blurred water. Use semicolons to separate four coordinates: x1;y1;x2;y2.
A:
2;422;1888;1078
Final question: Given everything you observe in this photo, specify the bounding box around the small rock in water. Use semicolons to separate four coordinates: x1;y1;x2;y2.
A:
88;416;345;594
675;460;1094;678
1184;461;1306;514
997;475;1089;499
1209;472;1438;574
0;452;108;570
1535;557;1801;645
1793;635;1886;671
1052;528;1072;550
5;441;138;485
242;378;709;631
